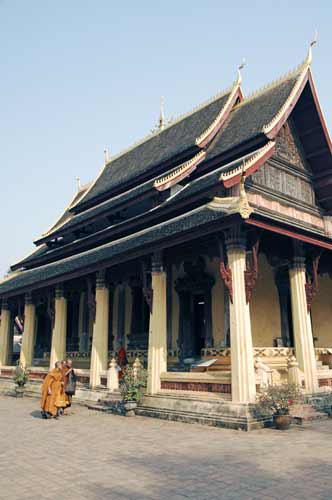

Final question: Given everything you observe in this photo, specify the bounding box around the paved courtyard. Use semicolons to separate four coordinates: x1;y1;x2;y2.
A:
0;396;332;500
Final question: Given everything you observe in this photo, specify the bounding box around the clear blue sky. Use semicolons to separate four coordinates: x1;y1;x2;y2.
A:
0;0;331;277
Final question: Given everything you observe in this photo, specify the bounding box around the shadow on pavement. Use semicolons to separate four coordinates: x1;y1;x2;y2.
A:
30;410;43;419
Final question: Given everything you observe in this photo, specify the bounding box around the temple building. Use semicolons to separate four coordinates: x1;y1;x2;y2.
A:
1;45;332;428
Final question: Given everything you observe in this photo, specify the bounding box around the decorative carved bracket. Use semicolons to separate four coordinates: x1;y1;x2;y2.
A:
220;262;233;304
244;239;260;304
143;287;153;313
305;251;322;312
217;236;233;303
86;277;96;322
47;292;55;330
142;261;153;313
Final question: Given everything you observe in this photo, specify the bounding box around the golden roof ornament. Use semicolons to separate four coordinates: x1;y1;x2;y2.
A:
159;96;165;130
306;30;318;66
104;147;111;164
237;58;245;86
238;166;253;219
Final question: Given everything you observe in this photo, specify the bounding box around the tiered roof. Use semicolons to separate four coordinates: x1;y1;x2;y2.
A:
1;49;332;297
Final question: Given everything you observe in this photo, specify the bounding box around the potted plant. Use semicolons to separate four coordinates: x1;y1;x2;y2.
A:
119;366;147;416
13;362;29;397
257;384;302;430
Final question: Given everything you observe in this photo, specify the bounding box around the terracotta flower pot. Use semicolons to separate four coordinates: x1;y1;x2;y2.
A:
274;414;292;430
124;401;137;417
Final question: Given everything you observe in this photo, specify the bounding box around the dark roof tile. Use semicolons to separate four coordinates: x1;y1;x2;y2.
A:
75;90;232;208
207;75;299;159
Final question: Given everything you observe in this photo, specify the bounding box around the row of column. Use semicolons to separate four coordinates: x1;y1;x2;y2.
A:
0;236;319;398
228;234;318;402
0;273;109;389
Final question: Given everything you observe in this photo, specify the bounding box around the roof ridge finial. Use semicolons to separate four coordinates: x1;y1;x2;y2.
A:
306;30;318;66
104;147;110;164
237;58;246;85
159;96;165;130
76;177;81;192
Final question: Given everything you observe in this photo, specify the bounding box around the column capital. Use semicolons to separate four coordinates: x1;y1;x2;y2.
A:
290;240;306;270
25;292;33;305
151;251;164;273
290;256;306;271
1;299;9;311
96;270;107;289
225;226;246;252
55;283;65;299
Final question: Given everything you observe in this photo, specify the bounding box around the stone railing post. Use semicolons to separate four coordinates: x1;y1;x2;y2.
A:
20;292;36;367
50;284;67;368
287;356;303;387
107;358;119;392
147;254;167;394
133;357;142;381
0;300;11;367
225;229;256;403
90;271;109;388
289;256;318;393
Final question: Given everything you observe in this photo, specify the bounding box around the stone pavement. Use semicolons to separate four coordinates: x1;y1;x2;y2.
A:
0;396;332;500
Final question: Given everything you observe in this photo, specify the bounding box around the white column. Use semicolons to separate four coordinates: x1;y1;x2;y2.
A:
226;232;256;403
0;300;11;367
50;284;67;368
147;257;167;394
289;257;318;393
90;271;109;388
20;293;36;367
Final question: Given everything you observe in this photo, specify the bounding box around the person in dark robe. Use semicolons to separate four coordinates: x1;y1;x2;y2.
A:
40;361;63;419
64;358;76;407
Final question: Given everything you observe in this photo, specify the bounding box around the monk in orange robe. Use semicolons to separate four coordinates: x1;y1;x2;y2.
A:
40;361;64;419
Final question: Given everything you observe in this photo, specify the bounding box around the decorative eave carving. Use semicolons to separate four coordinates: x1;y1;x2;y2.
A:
238;173;253;219
207;174;253;220
220;141;275;188
195;83;243;148
153;150;206;192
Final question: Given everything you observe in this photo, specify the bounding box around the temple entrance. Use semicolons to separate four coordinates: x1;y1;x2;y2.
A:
128;278;150;349
175;258;215;362
193;294;206;356
34;306;52;360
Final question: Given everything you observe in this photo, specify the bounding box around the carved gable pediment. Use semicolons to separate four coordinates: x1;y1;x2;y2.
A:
275;119;307;170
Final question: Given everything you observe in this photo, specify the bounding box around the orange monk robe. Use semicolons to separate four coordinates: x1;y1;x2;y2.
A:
40;368;64;416
61;366;68;387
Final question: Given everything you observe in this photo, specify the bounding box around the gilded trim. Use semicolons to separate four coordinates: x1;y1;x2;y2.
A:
195;84;242;148
153;150;206;191
262;67;309;138
220;141;275;188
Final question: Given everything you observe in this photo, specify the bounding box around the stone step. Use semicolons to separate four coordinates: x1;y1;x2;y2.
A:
317;365;330;371
290;403;328;425
136;405;270;431
87;403;114;413
98;391;122;404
